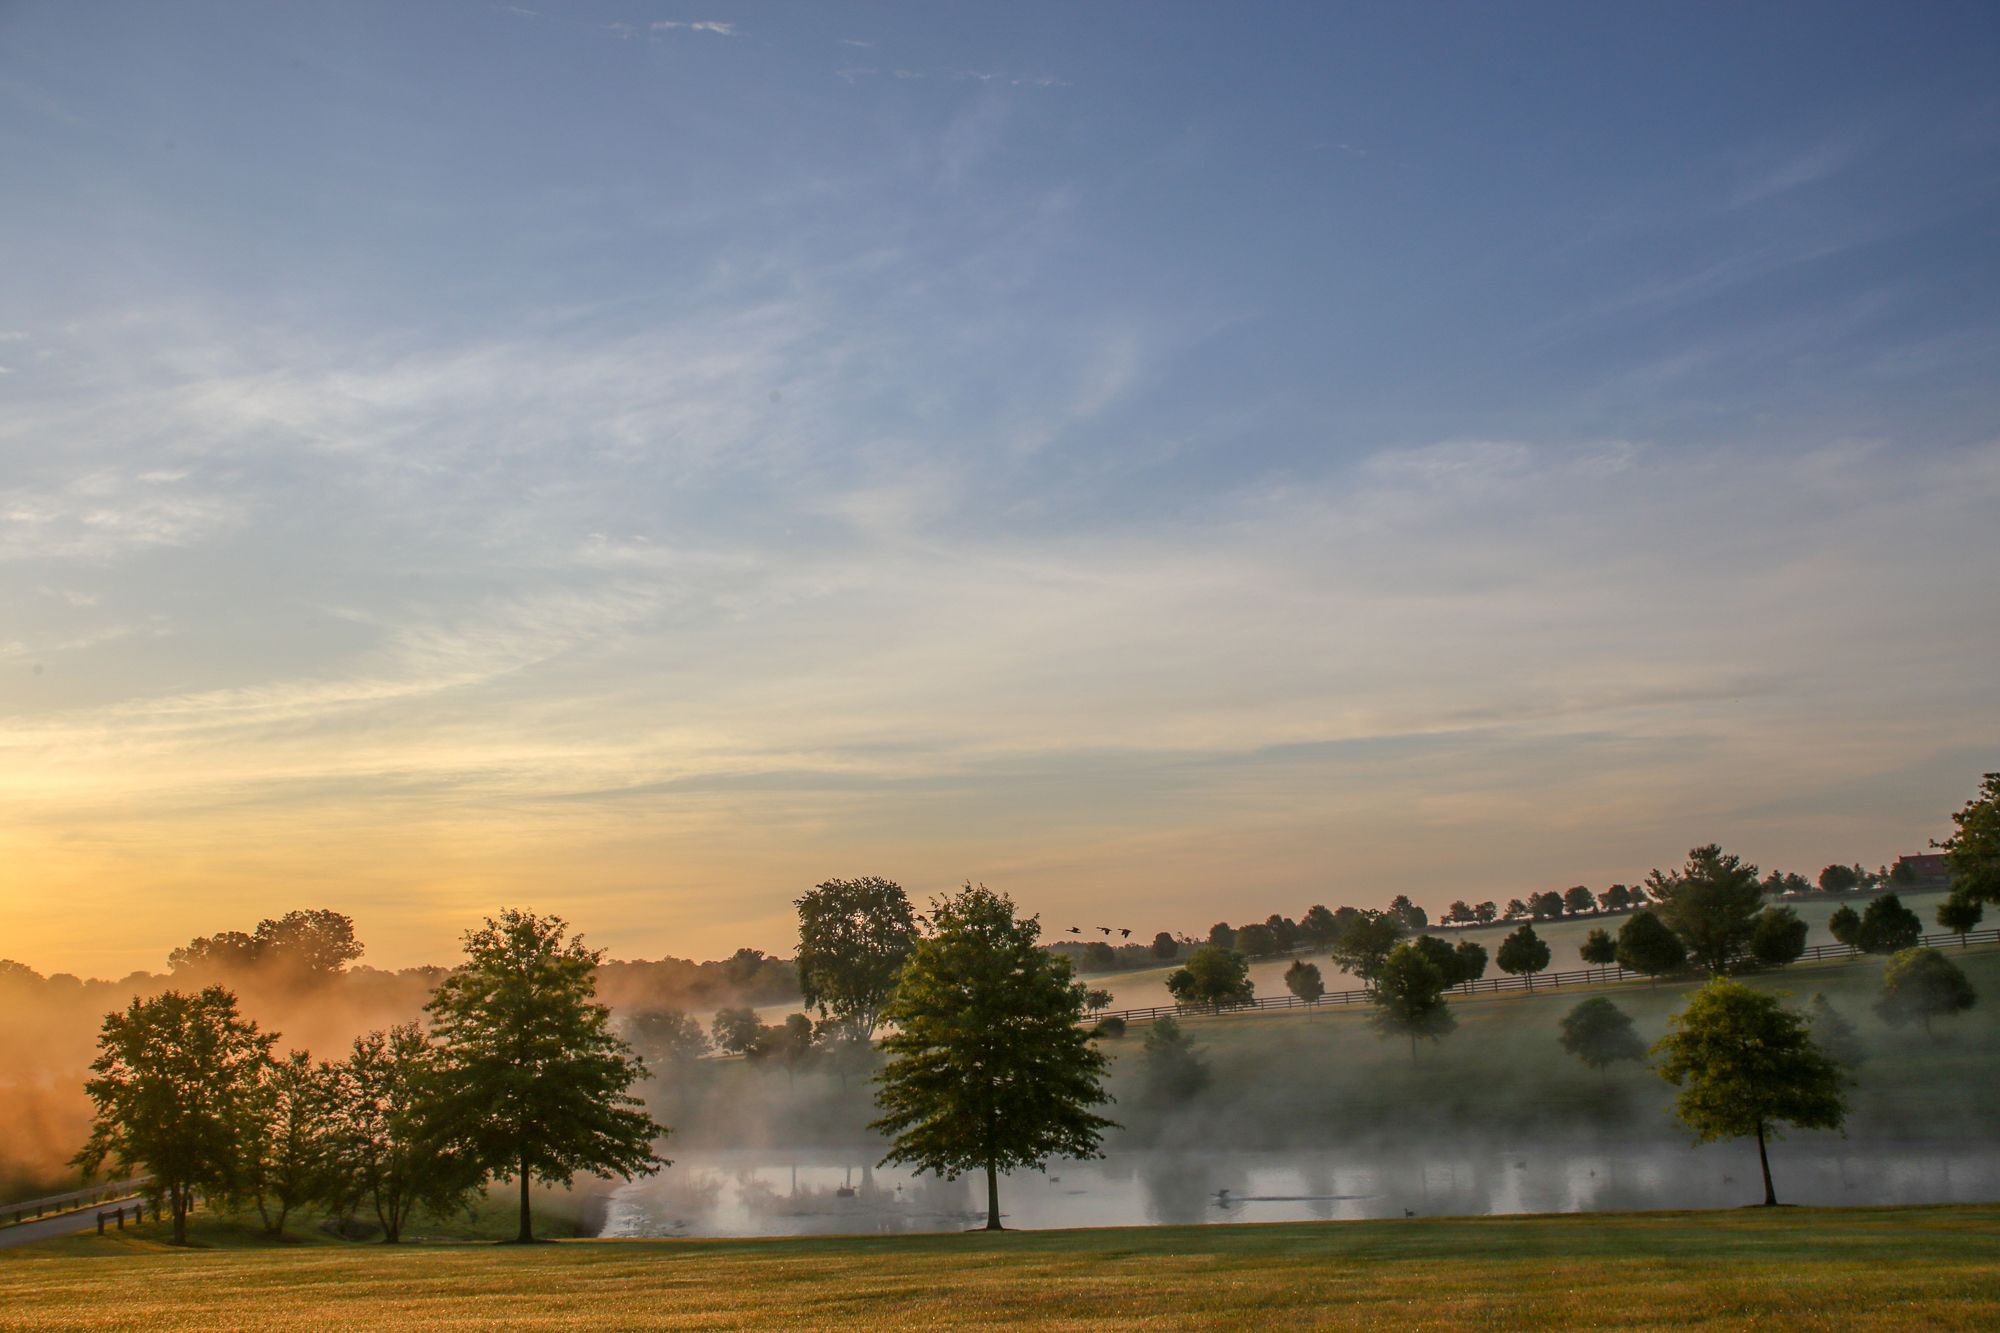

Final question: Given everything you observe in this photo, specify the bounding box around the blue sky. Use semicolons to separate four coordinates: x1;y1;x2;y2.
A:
3;2;1998;973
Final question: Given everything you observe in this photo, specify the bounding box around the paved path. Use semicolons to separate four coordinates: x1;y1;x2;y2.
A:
0;1197;145;1250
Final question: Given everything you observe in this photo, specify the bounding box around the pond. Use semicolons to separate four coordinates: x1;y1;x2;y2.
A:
598;1141;2000;1237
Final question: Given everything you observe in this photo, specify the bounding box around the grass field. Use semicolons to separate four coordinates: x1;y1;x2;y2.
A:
3;1204;1996;1330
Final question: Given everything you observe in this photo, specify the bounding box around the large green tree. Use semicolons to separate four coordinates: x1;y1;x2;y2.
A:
1645;845;1765;975
425;910;667;1244
74;986;274;1245
1856;893;1923;954
1367;942;1456;1061
1165;946;1255;1011
245;1049;338;1235
871;884;1115;1231
1652;980;1846;1206
1874;948;1977;1038
1938;772;2000;904
794;877;919;1042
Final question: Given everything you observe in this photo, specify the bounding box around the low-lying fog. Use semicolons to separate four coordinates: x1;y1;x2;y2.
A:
601;1142;2000;1237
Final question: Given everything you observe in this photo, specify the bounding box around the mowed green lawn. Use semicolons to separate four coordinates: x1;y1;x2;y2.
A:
4;1205;1997;1331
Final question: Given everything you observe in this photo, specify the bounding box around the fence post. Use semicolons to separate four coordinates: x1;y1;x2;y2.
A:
97;1213;106;1235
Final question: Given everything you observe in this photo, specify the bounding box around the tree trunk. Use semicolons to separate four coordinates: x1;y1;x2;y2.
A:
984;1157;1002;1231
171;1185;187;1246
517;1150;534;1243
1755;1120;1777;1206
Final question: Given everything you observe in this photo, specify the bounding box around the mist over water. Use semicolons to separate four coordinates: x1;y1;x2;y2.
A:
602;1143;2000;1237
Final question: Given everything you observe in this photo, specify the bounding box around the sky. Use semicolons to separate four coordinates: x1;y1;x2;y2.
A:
3;1;1998;977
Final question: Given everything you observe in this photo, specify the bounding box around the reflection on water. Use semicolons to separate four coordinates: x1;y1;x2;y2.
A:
600;1142;2000;1237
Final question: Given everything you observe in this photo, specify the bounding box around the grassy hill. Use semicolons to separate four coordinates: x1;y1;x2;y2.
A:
4;1204;1995;1330
1087;888;1957;1012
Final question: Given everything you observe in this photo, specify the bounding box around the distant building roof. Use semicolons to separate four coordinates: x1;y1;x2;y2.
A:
1895;853;1950;878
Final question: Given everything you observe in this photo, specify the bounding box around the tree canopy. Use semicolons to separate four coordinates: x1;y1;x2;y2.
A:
1367;941;1456;1060
1652;979;1846;1206
1495;925;1551;988
74;986;275;1244
1283;958;1324;1003
1327;911;1405;984
1165;946;1255;1011
871;884;1115;1230
1558;997;1646;1082
1937;890;1984;944
1748;906;1808;968
1874;948;1977;1038
424;909;667;1243
793;877;918;1042
1855;893;1923;954
1938;772;2000;904
1614;910;1687;980
1646;844;1765;975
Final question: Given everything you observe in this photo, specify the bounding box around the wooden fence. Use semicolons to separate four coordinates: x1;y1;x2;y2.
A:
1086;925;2000;1028
3;1177;151;1228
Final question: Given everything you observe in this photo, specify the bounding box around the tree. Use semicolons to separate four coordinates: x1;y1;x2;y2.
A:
1652;979;1846;1206
1874;948;1977;1039
1265;913;1300;952
1937;891;1984;947
1503;898;1528;921
74;986;274;1245
246;1050;337;1234
1388;895;1429;931
1453;939;1489;985
1856;893;1922;954
1827;904;1863;950
325;1024;481;1243
253;909;365;985
711;1005;763;1055
1646;845;1765;975
1819;864;1860;893
1615;910;1686;982
1206;922;1237;951
622;1009;711;1069
1138;1017;1208;1101
1803;994;1864;1069
1600;884;1632;913
1150;931;1179;961
1496;925;1551;990
1937;773;2000;904
1299;905;1339;947
1579;928;1617;970
1283;959;1324;1003
1084;987;1115;1016
1529;891;1565;920
1564;886;1596;917
1748;906;1808;968
872;884;1115;1231
1165;946;1255;1011
1233;923;1279;958
1327;911;1405;984
1367;943;1455;1061
1475;901;1499;924
425;910;667;1244
1446;900;1474;924
1081;940;1120;972
793;877;918;1043
1558;998;1646;1083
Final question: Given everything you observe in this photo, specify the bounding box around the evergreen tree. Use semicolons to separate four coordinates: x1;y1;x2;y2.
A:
1653;980;1845;1206
1645;844;1764;975
425;910;667;1244
872;884;1115;1231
